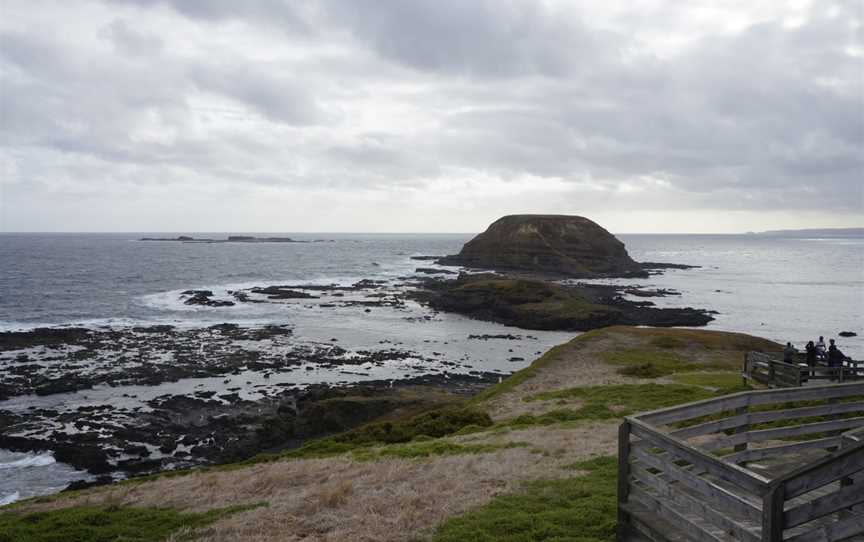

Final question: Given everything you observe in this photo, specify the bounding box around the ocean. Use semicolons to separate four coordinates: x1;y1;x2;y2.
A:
1;232;862;503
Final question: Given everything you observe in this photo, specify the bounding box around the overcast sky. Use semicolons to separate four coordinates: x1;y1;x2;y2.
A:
1;0;862;233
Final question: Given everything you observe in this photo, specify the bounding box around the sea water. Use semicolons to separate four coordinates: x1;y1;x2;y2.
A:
0;232;861;503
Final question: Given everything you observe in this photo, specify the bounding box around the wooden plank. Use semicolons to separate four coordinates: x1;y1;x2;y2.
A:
630;464;760;542
670;413;748;440
631;446;762;522
630;419;770;493
747;402;864;425
784;481;864;528
637;383;864;427
734;405;750;453
784;513;864;542
783;443;864;499
629;486;728;542
701;417;864;451
749;416;864;444
724;437;843;465
637;394;750;426
746;383;864;407
621;502;692;542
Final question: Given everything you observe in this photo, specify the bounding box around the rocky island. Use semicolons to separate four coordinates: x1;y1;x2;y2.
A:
417;215;711;329
438;214;647;277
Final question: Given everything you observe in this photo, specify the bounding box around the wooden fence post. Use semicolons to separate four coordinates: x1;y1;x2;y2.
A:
762;483;785;542
617;420;632;542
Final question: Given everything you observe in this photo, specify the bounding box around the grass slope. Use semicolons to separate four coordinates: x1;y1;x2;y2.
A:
433;457;617;542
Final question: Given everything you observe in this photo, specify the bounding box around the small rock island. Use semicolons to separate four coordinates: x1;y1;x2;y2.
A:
415;214;712;330
439;214;644;277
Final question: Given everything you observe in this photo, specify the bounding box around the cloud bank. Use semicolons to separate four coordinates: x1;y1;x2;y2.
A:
1;0;861;232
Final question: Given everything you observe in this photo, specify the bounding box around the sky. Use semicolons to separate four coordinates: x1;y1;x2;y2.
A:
0;0;862;233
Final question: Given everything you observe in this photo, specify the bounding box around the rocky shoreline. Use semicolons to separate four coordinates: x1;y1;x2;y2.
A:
0;375;497;488
0;258;715;493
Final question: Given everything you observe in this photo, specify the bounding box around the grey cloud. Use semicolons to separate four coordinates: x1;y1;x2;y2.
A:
1;0;862;231
107;0;312;31
99;19;164;56
318;0;606;77
187;62;328;125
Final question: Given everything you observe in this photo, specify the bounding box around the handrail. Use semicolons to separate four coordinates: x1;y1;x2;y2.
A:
636;381;864;425
744;351;864;388
619;381;864;542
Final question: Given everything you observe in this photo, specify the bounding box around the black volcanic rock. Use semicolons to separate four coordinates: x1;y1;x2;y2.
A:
438;215;643;277
410;274;714;331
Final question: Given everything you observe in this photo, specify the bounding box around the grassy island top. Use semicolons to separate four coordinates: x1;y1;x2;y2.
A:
1;326;781;542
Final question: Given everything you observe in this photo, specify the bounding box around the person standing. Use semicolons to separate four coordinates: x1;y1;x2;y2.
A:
816;336;827;361
805;341;817;375
828;339;847;368
783;342;797;364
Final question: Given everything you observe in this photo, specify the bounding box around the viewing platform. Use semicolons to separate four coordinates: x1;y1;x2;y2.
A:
744;352;864;388
617;382;864;541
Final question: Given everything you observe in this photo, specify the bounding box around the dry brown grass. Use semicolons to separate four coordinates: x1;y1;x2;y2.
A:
19;421;618;542
483;331;647;420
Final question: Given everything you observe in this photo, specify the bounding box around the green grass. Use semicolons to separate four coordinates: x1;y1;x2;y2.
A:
243;406;493;464
616;363;669;378
670;372;749;394
0;503;263;542
601;348;708;376
351;440;530;461
524;383;718;419
649;336;686;349
432;456;617;542
606;326;783;352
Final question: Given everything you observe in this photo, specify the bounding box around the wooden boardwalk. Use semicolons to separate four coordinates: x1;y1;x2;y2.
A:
744;352;864;388
617;382;864;542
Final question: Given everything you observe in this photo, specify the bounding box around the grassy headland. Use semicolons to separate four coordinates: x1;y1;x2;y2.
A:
0;326;781;541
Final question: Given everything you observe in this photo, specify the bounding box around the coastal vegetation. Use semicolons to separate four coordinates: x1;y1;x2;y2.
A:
0;326;782;541
0;503;263;542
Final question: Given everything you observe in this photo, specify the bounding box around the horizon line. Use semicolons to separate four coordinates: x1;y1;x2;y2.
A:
2;228;863;236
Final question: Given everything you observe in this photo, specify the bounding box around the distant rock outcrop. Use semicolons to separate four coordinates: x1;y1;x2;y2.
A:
439;215;643;277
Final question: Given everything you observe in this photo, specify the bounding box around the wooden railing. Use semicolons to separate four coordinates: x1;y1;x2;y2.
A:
744;352;864;388
617;382;864;542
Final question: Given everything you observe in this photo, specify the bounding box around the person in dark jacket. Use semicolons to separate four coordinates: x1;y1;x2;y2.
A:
827;339;847;368
805;341;817;375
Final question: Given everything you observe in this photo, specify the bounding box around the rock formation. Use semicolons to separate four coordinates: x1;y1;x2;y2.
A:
439;215;643;277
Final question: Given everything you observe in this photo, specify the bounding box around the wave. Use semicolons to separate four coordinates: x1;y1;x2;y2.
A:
0;492;20;506
0;452;56;470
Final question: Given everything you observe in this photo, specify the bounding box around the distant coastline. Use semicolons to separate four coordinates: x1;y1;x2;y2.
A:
139;235;334;243
748;227;864;238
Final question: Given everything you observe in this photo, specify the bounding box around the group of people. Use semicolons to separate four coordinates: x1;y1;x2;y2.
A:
783;335;852;369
